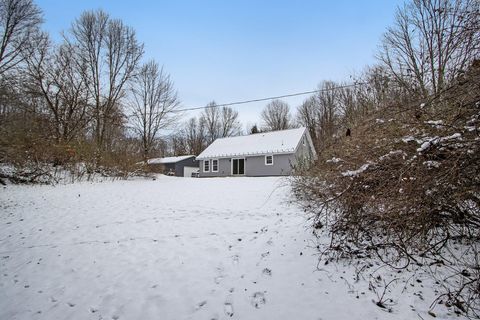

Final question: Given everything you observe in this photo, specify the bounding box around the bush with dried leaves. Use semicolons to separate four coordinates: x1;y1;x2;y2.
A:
293;63;480;316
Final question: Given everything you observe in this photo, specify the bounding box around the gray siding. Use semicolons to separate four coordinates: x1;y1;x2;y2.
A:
200;158;231;177
150;157;199;176
199;154;293;177
292;134;316;170
174;157;199;177
244;154;293;176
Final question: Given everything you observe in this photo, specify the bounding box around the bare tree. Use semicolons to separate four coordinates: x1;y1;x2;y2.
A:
336;84;358;129
201;101;220;144
378;0;480;97
297;96;318;145
296;82;342;148
316;81;340;146
169;133;187;156
25;34;90;143
66;9;143;151
219;106;241;137
129;60;180;160
183;117;207;155
201;102;242;143
0;0;42;77
261;99;292;131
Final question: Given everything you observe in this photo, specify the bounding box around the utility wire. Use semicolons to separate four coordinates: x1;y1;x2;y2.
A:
170;82;365;113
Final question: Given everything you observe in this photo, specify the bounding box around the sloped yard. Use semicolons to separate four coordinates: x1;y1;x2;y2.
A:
0;177;463;319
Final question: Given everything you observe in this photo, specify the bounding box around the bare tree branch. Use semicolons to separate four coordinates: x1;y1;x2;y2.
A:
261;99;292;131
0;0;42;77
65;9;144;152
129;60;180;160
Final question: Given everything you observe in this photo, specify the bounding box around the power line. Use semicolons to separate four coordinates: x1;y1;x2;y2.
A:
171;82;365;113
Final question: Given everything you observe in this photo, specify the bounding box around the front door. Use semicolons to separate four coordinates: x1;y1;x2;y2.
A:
232;158;245;175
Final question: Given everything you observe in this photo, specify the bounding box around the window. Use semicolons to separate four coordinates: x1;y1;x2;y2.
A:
204;160;210;172
212;159;219;172
303;136;306;146
265;155;273;165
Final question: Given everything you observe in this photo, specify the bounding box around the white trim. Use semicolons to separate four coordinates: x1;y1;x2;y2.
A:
203;159;210;172
265;155;274;165
197;150;294;160
211;159;219;172
231;158;245;175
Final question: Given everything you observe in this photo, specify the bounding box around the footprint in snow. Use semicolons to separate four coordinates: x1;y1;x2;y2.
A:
224;302;234;317
262;268;272;276
251;292;266;309
214;266;225;284
67;302;75;307
232;254;240;264
195;300;207;311
214;275;223;284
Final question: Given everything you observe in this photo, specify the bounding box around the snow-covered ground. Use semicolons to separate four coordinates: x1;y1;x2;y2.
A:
0;177;463;319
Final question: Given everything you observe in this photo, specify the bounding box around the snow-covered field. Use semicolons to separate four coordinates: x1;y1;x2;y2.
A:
0;177;463;319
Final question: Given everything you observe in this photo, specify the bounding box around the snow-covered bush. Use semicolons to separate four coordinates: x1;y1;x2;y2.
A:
294;63;480;316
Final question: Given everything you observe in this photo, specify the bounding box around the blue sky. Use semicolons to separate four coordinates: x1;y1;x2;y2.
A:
36;0;404;129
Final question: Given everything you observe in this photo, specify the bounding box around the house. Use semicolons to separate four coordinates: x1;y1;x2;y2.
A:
196;127;316;177
147;155;199;177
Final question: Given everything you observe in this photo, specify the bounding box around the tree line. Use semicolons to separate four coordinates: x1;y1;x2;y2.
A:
0;0;323;171
294;0;479;151
0;0;478;171
0;0;241;170
0;1;170;169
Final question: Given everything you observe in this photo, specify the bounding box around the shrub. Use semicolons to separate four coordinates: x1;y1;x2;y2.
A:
293;63;480;316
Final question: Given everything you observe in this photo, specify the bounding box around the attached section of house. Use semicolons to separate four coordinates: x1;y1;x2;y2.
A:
147;155;199;177
196;127;317;177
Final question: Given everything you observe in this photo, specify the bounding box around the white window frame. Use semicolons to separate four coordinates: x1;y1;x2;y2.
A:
211;159;219;172
265;155;274;165
204;160;210;172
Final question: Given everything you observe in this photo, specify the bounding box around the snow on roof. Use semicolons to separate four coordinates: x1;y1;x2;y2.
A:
197;127;307;159
147;155;195;164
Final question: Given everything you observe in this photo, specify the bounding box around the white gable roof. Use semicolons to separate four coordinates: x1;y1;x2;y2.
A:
147;155;195;164
197;127;308;159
